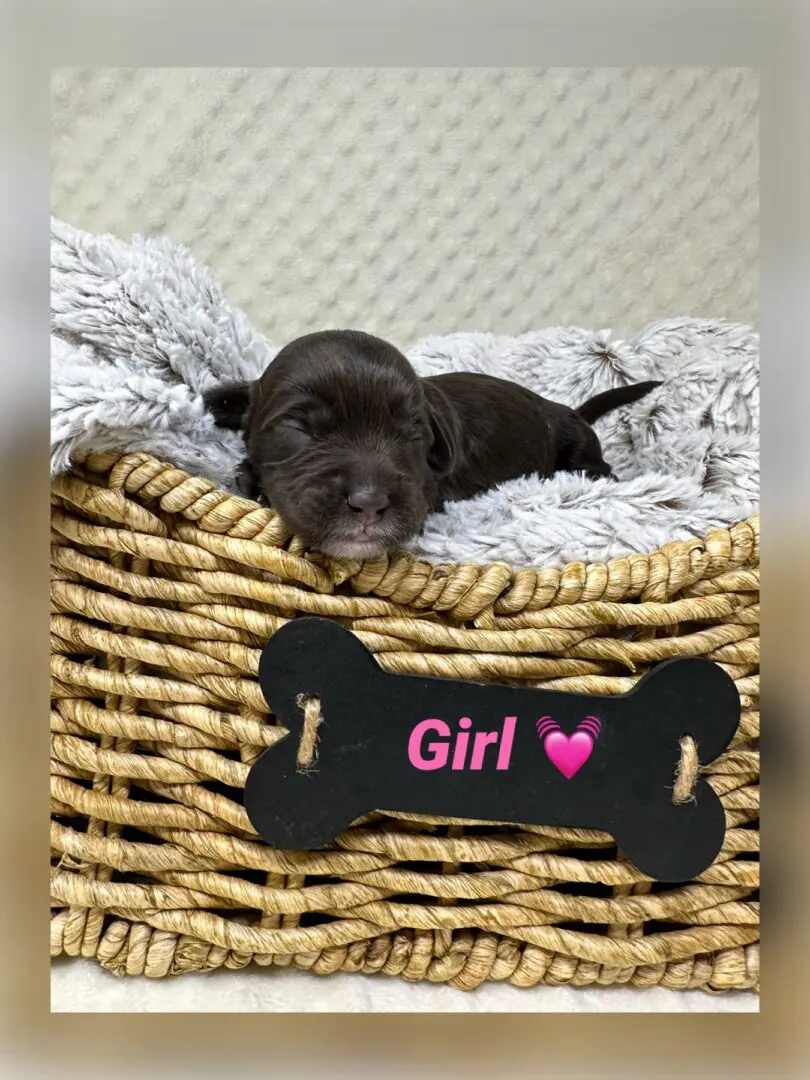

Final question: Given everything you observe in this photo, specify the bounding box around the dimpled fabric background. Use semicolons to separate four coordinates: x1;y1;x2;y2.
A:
51;68;759;344
50;67;759;1012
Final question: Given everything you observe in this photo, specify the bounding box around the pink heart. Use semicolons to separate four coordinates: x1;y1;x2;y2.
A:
544;731;593;779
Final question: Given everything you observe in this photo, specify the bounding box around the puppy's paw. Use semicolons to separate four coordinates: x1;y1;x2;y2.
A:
235;458;264;503
586;465;616;481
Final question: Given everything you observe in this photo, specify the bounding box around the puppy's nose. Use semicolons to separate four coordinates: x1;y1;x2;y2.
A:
346;488;389;521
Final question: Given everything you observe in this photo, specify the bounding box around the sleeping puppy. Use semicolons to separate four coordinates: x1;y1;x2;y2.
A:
205;329;660;559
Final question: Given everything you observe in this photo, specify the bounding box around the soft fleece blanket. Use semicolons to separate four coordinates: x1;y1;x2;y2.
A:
50;218;759;569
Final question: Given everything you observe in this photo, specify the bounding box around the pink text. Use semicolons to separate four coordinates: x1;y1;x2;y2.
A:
408;716;517;771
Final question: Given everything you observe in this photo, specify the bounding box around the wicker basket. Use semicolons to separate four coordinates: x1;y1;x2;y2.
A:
50;451;759;992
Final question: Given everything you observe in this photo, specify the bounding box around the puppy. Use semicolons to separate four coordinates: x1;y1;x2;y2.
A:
205;329;660;558
207;331;452;560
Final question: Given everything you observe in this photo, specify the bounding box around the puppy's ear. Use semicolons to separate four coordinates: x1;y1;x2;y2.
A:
204;382;253;431
422;380;461;478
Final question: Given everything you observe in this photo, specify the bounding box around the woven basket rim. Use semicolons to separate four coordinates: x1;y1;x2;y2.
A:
59;449;760;618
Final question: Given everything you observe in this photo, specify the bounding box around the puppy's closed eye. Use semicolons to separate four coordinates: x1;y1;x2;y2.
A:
280;415;312;435
280;409;337;442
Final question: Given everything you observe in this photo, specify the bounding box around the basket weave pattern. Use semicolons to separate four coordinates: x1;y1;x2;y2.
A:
50;452;759;991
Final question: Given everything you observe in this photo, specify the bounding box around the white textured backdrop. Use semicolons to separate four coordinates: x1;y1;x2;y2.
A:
51;67;759;345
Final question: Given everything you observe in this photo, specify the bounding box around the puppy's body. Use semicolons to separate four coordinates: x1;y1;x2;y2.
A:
422;372;660;502
206;330;660;557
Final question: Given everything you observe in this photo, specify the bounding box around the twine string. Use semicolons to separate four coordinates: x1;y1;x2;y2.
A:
672;735;699;805
295;695;323;771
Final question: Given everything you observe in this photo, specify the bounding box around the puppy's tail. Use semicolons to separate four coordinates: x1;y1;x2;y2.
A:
204;382;252;430
576;380;662;425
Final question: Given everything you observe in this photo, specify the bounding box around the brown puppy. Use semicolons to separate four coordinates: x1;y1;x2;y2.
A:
205;330;659;558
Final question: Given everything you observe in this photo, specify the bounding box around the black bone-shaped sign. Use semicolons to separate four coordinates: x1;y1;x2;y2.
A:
245;618;741;881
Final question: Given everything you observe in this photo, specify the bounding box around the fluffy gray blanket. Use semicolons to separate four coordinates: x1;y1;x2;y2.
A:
51;218;759;569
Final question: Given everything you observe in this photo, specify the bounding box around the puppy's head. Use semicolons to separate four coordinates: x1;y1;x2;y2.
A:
209;330;458;559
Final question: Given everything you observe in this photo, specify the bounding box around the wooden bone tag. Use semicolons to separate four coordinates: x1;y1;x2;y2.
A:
245;618;741;881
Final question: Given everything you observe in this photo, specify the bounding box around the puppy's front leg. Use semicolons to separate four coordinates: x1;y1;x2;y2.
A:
235;457;267;504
